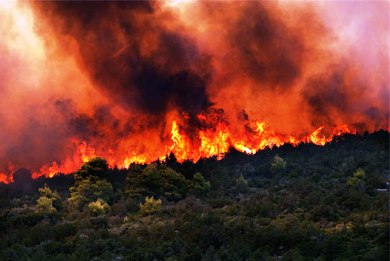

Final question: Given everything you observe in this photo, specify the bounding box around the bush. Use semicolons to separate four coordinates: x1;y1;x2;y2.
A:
68;176;113;211
347;168;366;187
190;173;210;196
139;196;162;215
271;155;287;174
88;198;110;216
75;157;109;180
126;164;189;201
37;184;62;210
36;196;56;215
236;174;249;193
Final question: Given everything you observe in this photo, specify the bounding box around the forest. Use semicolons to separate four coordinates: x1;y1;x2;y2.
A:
0;131;388;260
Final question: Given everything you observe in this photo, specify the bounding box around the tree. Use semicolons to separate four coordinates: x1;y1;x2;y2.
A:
74;157;109;180
124;163;146;198
68;176;113;211
236;174;249;193
125;163;189;201
36;196;56;215
190;173;211;196
347;168;366;187
38;184;62;210
36;184;62;215
139;196;161;215
271;155;286;174
68;159;113;211
88;198;110;216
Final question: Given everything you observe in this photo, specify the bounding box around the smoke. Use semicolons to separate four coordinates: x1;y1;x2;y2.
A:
32;1;212;116
0;0;388;180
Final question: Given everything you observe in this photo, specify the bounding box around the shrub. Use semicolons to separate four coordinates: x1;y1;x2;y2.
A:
38;184;62;210
126;164;188;201
236;174;249;193
36;196;56;215
271;155;287;174
88;198;110;216
190;173;210;196
139;196;161;215
347;168;366;187
68;176;113;211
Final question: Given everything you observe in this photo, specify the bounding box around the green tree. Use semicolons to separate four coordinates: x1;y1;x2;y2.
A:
124;163;146;198
139;196;161;215
190;172;211;196
125;163;189;201
271;155;286;174
236;174;249;193
38;184;62;210
36;196;56;215
68;159;113;211
347;168;366;187
88;198;110;216
74;157;109;180
68;176;113;210
36;184;62;215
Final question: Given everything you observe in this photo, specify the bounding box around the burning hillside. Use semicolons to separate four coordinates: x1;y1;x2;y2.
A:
0;0;388;183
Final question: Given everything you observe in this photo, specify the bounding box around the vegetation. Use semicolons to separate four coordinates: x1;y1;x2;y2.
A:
139;196;162;215
0;131;388;260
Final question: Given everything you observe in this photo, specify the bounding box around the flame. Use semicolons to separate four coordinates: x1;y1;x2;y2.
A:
0;173;10;184
122;155;147;168
199;127;230;160
32;140;97;178
3;114;356;181
46;120;353;179
170;120;192;161
0;164;15;184
0;1;386;183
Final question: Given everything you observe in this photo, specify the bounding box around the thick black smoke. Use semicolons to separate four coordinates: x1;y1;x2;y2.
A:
229;1;304;89
33;1;212;117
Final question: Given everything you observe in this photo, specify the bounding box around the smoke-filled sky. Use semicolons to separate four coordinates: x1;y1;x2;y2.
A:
0;0;388;180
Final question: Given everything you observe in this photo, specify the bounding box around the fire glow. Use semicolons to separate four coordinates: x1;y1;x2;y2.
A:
35;121;352;180
0;1;388;183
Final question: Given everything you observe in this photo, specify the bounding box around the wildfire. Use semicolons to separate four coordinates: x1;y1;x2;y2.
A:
25;117;353;181
0;173;10;184
122;155;147;168
0;1;387;183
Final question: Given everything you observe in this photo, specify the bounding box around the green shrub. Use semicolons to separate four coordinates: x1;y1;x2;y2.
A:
88;198;110;216
271;155;287;174
139;196;162;215
36;196;56;215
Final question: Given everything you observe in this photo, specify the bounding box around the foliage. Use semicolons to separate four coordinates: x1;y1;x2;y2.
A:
0;131;389;260
36;196;56;215
38;184;62;210
271;154;287;174
347;168;366;187
68;176;113;211
139;196;162;215
36;184;62;215
190;172;210;196
68;160;113;211
88;198;110;216
74;157;109;180
125;163;189;201
236;174;249;193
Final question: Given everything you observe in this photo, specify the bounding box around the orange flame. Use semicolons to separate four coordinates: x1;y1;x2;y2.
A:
1;0;385;183
0;116;356;182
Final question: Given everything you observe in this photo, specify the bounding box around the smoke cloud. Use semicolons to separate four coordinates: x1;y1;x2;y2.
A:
0;0;388;181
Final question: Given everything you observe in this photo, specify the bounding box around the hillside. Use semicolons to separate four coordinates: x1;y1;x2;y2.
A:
0;131;389;260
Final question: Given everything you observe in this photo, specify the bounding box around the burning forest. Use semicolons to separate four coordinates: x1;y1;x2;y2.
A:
0;0;388;183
